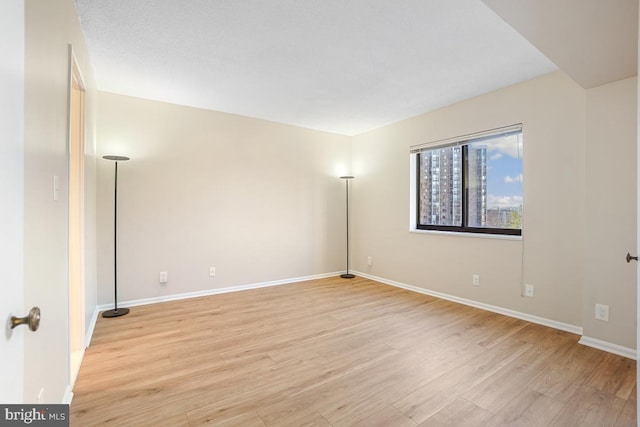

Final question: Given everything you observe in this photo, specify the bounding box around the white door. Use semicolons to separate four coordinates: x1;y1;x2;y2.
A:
637;3;640;416
0;0;26;403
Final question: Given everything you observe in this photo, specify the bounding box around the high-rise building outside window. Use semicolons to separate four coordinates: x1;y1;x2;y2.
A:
413;125;522;236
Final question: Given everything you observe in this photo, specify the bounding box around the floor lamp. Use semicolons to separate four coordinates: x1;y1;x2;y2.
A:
102;155;130;318
340;176;355;279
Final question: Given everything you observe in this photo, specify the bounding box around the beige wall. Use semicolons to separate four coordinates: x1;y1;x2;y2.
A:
96;93;351;304
24;0;97;403
96;72;638;350
352;72;587;329
584;77;637;348
351;71;638;349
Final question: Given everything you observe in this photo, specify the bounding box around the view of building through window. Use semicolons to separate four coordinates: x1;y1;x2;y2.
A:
417;130;522;234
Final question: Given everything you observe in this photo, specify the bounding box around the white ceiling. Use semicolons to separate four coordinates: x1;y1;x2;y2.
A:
74;0;561;136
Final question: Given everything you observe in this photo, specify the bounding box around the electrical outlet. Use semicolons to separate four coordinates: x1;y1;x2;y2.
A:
524;284;534;297
595;304;609;321
472;274;480;286
159;271;168;283
209;267;216;277
367;256;372;266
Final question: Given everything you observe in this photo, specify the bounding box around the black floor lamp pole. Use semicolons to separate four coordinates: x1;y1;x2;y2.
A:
102;155;130;318
340;176;355;279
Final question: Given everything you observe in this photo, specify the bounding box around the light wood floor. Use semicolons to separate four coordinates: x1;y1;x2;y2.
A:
71;277;637;426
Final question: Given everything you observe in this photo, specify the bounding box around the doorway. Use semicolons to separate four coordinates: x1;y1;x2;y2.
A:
69;51;86;386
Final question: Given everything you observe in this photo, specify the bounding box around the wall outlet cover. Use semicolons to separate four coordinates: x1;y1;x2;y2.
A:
472;275;480;286
524;284;534;297
595;304;609;321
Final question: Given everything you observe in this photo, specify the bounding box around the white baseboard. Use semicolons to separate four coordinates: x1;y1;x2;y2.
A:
356;271;638;360
88;270;636;361
95;271;342;313
83;273;342;383
62;385;73;405
62;309;97;405
70;348;85;388
579;336;637;360
87;272;341;364
85;306;99;348
353;271;583;335
96;272;341;312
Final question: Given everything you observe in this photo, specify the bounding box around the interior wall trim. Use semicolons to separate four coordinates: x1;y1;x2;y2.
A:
80;271;343;405
353;271;583;335
90;271;343;339
355;271;635;360
82;269;634;393
85;307;99;349
579;335;637;360
62;385;73;405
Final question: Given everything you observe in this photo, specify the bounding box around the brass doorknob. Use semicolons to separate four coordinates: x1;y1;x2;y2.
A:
11;307;40;331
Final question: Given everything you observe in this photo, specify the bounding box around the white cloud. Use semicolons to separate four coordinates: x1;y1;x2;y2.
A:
504;174;523;184
487;194;523;208
479;133;523;159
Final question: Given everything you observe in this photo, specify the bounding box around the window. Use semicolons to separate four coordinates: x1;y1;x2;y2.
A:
412;125;523;236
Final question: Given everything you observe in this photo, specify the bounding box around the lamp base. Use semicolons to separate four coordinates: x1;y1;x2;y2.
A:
102;308;130;318
340;273;355;279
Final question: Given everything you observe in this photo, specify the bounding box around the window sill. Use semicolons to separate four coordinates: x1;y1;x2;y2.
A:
409;228;522;241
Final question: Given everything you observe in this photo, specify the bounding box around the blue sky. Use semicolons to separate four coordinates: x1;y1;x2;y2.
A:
473;133;523;208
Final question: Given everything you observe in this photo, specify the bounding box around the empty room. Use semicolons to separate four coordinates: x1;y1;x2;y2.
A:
1;0;639;426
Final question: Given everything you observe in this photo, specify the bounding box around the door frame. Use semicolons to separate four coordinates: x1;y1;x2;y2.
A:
68;47;87;388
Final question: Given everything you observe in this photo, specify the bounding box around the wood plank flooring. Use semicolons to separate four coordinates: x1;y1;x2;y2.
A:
71;277;636;426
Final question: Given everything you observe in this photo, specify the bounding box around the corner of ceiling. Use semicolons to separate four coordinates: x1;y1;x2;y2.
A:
481;0;638;89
